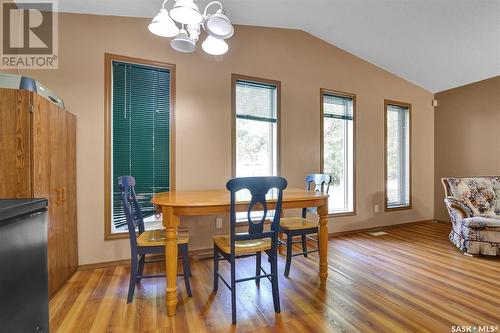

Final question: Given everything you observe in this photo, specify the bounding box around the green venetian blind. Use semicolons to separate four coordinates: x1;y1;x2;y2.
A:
323;94;353;120
236;80;277;123
112;61;171;230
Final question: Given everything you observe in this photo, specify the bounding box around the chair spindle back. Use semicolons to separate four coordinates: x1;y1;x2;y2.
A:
226;176;288;251
303;174;332;217
118;176;146;250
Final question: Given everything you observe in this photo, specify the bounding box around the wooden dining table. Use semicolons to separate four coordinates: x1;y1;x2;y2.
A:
152;188;329;316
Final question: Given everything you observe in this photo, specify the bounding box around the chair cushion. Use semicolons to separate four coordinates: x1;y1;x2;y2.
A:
213;234;271;255
463;216;500;229
494;182;500;214
447;178;498;215
280;217;318;231
137;228;189;247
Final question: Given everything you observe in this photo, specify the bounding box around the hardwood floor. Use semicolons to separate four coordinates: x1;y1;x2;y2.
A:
50;222;500;332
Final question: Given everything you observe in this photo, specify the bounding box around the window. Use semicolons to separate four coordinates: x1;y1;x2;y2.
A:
384;100;411;210
232;75;280;177
104;54;174;237
321;90;355;215
232;75;280;221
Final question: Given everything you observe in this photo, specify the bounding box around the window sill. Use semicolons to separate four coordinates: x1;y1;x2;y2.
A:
235;210;275;224
106;215;163;240
385;205;412;212
327;211;357;218
105;232;129;241
235;217;274;224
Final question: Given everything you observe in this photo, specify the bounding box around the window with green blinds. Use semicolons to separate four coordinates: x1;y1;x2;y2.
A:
112;61;171;231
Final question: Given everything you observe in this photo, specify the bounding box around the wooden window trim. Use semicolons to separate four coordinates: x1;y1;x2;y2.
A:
231;73;281;178
319;88;357;217
384;99;412;212
104;53;176;240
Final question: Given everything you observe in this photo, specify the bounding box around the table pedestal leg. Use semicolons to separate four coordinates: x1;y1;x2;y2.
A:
163;206;179;316
317;201;329;286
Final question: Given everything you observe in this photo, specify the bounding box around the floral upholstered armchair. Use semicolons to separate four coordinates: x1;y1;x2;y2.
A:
442;177;500;255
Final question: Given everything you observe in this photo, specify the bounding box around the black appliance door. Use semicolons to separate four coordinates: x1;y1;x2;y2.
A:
0;208;49;333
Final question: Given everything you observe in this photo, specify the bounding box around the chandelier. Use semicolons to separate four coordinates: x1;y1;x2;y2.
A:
148;0;234;56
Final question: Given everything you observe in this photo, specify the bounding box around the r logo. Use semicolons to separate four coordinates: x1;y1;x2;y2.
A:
1;0;58;68
2;2;53;54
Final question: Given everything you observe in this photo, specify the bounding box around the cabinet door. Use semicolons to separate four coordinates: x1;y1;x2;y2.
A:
64;112;78;281
54;106;69;295
32;94;67;296
0;88;32;198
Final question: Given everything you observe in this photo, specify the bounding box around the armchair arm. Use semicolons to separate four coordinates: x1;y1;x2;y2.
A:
444;197;473;219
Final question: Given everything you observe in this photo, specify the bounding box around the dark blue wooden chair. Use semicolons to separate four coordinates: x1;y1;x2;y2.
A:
213;176;287;324
118;176;192;303
279;174;331;277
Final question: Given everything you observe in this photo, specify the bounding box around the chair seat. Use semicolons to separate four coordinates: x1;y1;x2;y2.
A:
213;234;271;255
137;227;189;247
280;217;318;231
464;216;500;229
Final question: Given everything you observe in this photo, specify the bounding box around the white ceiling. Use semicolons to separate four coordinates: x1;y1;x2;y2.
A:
56;0;500;92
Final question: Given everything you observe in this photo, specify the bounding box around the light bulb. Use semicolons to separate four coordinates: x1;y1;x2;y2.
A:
202;35;228;55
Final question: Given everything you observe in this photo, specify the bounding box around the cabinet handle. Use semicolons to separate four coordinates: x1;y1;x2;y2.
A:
55;187;63;205
61;187;67;204
55;188;60;205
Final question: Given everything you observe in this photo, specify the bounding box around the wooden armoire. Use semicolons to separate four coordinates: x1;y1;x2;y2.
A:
0;85;78;297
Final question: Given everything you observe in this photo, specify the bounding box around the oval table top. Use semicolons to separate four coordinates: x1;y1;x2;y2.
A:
152;188;328;207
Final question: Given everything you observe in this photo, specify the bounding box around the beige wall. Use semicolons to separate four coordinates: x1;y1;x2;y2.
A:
434;76;500;221
17;13;434;265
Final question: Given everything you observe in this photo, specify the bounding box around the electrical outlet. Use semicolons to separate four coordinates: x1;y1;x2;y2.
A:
215;218;223;229
374;204;379;213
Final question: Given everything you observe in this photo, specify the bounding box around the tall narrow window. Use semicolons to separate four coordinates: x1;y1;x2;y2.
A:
385;100;411;210
232;75;280;177
321;90;355;214
105;54;174;237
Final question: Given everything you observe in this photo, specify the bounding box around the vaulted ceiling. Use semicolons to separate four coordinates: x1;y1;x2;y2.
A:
57;0;500;92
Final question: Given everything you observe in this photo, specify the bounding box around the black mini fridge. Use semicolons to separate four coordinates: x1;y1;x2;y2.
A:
0;199;49;333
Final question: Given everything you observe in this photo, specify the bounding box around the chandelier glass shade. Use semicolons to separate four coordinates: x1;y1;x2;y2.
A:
202;35;228;56
203;10;233;39
148;8;179;37
149;0;233;56
170;27;196;53
169;0;203;25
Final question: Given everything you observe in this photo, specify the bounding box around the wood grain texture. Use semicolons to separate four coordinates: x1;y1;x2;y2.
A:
0;88;32;197
32;94;78;296
163;205;180;317
49;221;500;332
317;199;329;286
152;188;328;208
279;217;318;230
153;189;329;316
136;229;189;247
0;89;78;297
33;94;62;296
213;235;271;255
65;112;79;289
